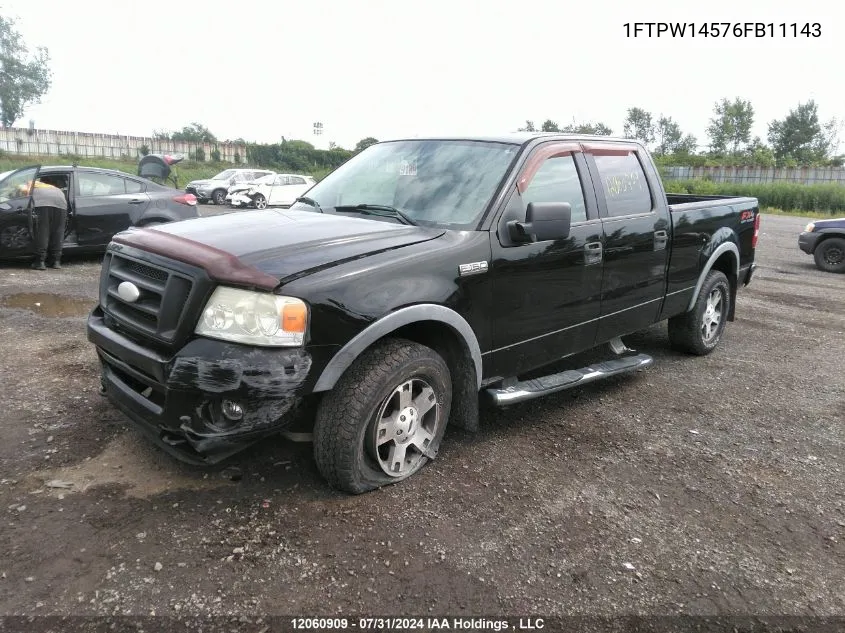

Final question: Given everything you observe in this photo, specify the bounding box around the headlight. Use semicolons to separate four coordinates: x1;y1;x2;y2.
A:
195;287;307;347
804;222;815;232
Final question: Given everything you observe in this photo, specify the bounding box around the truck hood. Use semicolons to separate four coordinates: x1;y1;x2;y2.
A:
116;209;445;289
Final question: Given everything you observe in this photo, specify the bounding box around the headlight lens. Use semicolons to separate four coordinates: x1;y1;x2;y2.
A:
195;287;307;346
804;222;815;232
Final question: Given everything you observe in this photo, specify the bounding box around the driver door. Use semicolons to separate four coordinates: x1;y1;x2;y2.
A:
0;165;41;258
490;144;604;377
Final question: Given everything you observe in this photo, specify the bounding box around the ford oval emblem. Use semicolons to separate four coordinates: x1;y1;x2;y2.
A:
117;281;141;303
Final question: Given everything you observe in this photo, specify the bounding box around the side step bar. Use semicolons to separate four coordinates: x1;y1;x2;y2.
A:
484;353;653;406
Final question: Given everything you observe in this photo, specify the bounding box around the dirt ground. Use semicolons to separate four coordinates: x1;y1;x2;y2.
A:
0;212;843;623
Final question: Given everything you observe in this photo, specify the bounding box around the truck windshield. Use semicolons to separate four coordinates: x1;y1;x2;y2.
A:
290;140;519;229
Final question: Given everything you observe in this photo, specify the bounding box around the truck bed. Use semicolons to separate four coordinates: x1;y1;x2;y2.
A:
667;192;758;212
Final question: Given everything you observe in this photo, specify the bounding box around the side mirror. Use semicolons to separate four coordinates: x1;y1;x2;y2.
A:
508;202;572;243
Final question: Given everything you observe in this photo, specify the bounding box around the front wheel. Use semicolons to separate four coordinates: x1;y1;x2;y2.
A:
814;237;845;273
668;270;731;356
253;194;267;210
212;190;227;206
313;338;452;494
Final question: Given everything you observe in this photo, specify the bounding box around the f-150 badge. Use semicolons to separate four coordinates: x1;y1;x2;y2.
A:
459;261;489;276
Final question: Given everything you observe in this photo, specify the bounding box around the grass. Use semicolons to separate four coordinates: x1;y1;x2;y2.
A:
663;178;845;215
759;207;841;220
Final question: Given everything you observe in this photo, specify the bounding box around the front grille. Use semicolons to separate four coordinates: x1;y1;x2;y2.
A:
100;251;201;348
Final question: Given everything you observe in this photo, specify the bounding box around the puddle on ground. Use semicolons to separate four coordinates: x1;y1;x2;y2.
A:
0;293;93;318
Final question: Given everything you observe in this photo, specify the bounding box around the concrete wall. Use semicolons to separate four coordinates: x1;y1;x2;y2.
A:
0;127;247;163
664;165;845;185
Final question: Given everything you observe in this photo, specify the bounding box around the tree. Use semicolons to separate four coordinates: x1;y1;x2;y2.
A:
654;116;698;156
706;98;754;155
623;107;655;146
210;147;221;162
561;120;613;136
517;120;536;132
171;122;217;143
540;119;560;132
767;100;840;164
354;137;379;152
0;16;52;127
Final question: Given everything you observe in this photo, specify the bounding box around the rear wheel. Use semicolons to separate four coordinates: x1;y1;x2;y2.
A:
212;189;227;205
253;194;267;210
813;237;845;273
313;338;452;494
668;270;730;356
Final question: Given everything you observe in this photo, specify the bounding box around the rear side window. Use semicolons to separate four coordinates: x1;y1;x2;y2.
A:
125;179;144;194
593;153;652;217
289;176;306;185
78;172;126;197
522;154;587;223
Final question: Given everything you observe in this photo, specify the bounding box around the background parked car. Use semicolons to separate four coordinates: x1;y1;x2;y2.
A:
226;173;316;209
799;218;845;273
0;164;199;260
185;168;274;205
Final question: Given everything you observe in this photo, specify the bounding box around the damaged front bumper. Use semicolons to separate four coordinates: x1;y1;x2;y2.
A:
227;193;253;207
86;306;326;465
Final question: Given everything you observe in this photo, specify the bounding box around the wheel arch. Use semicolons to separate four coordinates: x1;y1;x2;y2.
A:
814;230;845;251
688;241;739;320
313;305;483;393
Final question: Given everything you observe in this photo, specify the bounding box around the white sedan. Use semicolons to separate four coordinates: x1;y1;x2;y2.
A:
226;173;316;209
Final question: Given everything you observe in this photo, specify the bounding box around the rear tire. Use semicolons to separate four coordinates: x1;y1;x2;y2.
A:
313;338;452;494
668;270;730;356
813;237;845;273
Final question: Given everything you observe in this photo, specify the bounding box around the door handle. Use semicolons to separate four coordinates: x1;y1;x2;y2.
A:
128;199;146;205
654;230;668;251
584;241;603;265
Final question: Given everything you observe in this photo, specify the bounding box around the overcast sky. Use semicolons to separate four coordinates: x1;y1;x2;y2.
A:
4;0;841;151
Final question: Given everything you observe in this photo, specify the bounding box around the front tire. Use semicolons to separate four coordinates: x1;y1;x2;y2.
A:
212;189;227;206
253;194;267;210
668;270;730;356
313;338;452;494
814;237;845;273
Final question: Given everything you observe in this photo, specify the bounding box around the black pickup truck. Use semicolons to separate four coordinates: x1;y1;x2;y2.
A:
86;134;759;493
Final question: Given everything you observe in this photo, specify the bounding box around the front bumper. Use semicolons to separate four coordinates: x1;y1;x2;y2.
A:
798;231;821;254
86;306;319;464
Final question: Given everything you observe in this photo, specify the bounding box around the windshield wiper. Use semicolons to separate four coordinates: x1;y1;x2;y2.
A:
334;204;416;226
294;196;323;212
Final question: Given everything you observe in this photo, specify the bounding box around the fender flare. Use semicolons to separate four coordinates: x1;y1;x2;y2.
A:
687;241;739;312
312;304;483;392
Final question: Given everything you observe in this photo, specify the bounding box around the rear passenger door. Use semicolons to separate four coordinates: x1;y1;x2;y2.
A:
490;142;604;377
583;144;671;341
74;171;150;246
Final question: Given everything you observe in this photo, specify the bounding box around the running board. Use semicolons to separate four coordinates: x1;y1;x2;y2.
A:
484;353;653;406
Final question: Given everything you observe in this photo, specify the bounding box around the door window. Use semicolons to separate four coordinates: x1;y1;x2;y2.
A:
289;176;306;185
0;166;39;203
275;175;290;186
521;154;587;223
78;172;126;197
593;153;652;217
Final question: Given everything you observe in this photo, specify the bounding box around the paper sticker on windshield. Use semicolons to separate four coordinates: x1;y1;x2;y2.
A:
399;160;417;176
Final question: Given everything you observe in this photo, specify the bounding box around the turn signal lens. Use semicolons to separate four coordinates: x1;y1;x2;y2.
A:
282;301;308;333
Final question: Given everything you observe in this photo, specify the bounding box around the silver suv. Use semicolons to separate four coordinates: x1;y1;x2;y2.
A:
186;168;274;205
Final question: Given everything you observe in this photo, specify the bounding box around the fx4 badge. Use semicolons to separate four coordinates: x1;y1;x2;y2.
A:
459;261;488;277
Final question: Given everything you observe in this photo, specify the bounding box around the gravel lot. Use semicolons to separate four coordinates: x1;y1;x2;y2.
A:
0;212;843;623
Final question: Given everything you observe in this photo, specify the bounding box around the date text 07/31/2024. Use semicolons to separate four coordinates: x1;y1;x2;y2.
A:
623;22;821;38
